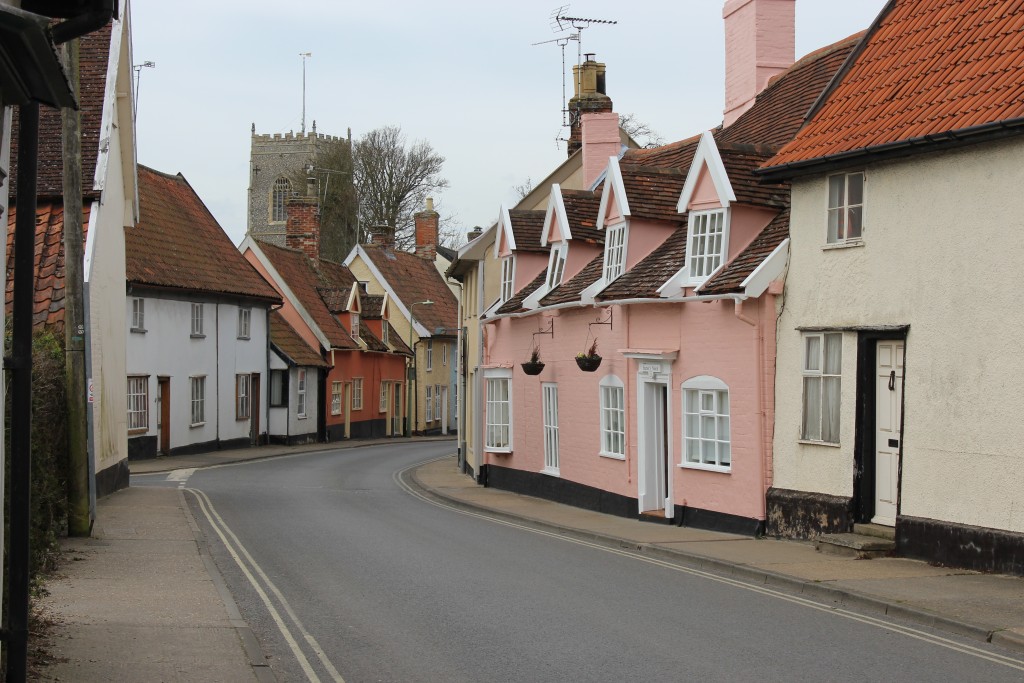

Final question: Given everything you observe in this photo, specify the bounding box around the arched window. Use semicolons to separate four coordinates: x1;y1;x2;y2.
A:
599;374;625;458
681;375;731;471
271;177;291;222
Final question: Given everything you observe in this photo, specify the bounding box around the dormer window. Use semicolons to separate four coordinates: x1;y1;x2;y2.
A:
686;209;727;283
351;312;360;338
500;256;514;302
382;322;389;345
546;243;567;289
603;223;627;282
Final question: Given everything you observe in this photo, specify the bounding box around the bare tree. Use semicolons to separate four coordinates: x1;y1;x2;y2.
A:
291;136;359;262
512;177;533;201
353;125;448;249
619;113;665;149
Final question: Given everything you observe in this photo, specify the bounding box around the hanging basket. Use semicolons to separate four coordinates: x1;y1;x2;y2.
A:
521;361;546;376
575;355;602;372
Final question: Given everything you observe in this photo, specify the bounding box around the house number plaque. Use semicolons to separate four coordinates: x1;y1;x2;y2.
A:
639;362;663;376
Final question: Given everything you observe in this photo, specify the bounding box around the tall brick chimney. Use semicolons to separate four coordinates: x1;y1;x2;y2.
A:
414;197;439;261
567;53;613;157
285;177;321;262
581;112;620;187
367;224;395;248
723;0;795;127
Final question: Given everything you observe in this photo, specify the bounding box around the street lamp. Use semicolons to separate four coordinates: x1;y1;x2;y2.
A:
408;300;434;436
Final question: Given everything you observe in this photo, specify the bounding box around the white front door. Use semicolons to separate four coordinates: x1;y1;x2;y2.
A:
638;380;670;514
542;383;559;475
873;341;904;526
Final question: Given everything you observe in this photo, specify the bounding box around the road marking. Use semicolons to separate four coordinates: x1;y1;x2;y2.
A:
185;488;345;683
395;461;1024;673
167;468;195;483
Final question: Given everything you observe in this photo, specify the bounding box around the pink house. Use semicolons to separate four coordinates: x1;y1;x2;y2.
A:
478;0;861;534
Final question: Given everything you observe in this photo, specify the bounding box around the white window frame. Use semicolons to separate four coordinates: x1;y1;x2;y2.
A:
236;373;251;420
545;242;568;289
434;384;442;420
500;255;515;302
426;384;433;422
685;209;728;284
237;307;251;339
801;332;842;444
190;376;206;426
681;375;731;472
131;297;145;332
382;322;389;345
127;376;148;432
542;382;560;475
191;302;204;337
826;171;865;245
380;381;389;413
602;222;628;282
271;177;290;223
331;380;342;415
484;369;512;452
426;339;433;370
442;343;448;367
599;375;625;459
351;312;360;339
352;377;363;410
297;369;307;418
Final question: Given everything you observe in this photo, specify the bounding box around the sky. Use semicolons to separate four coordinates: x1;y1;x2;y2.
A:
130;0;888;247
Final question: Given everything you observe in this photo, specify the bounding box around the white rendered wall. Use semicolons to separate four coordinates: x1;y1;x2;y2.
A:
773;136;1024;533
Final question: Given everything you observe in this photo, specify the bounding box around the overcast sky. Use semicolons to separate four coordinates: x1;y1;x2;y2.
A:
131;0;888;247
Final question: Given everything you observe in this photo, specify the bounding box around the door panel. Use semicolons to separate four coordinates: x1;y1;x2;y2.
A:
873;341;903;525
158;377;170;455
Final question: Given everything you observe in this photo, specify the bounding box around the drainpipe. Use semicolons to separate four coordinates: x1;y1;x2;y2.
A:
734;297;768;522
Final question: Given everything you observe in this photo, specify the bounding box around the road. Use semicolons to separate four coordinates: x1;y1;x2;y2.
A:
134;442;1024;682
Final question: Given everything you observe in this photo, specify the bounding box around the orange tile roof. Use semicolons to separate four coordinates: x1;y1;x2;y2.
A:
764;0;1024;173
270;311;328;368
5;202;89;331
360;245;458;334
128;167;281;302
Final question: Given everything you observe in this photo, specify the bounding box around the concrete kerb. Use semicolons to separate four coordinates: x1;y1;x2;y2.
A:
407;462;1019;655
178;488;278;682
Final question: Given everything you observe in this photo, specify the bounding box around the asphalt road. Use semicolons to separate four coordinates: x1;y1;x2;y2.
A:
134;442;1024;682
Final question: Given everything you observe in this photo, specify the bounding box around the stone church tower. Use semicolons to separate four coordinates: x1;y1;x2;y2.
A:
246;122;354;256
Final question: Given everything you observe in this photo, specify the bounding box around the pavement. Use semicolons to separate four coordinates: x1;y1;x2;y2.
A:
34;438;1024;682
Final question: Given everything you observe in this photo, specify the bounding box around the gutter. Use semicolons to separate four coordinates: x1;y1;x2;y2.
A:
486;292;748;321
49;0;117;45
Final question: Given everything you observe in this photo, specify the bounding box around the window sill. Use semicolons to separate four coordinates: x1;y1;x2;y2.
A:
486;446;512;454
238;335;250;341
236;416;250;422
190;334;206;339
130;327;147;334
797;439;841;448
190;422;205;428
822;239;864;251
599;452;626;461
540;466;561;477
331;410;341;416
681;461;731;474
297;414;308;420
128;427;148;436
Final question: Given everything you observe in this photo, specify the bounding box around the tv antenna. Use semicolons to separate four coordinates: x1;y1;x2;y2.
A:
532;5;617;146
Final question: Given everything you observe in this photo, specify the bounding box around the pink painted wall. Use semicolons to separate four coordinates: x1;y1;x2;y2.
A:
482;292;781;522
723;0;795;126
545;212;564;244
624;219;678;271
689;166;720;211
727;205;778;260
563;241;602;282
604;193;622;225
514;252;548;292
581;112;620;188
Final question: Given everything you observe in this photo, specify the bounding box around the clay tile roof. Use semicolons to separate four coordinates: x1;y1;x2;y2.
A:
621;135;700;170
384;321;413;355
560;189;603;243
700;208;789;295
358;322;389;352
494;268;547;316
540;253;604;306
9;23;112;199
259;241;359;350
597;221;689;301
361;294;385;318
509;210;547;252
765;0;1024;171
718;34;863;148
718;145;791;208
127;166;280;302
618;165;687;223
5;202;90;332
270;311;328;368
317;287;349;313
360;245;458;333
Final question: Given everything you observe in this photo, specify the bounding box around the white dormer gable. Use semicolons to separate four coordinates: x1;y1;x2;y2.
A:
495;205;517;256
596;157;630;231
345;284;361;313
541;184;572;247
677;131;736;212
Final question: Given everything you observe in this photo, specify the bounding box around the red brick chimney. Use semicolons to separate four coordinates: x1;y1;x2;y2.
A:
567;54;613;157
367;224;396;248
723;0;795;127
285;177;320;262
414;197;439;261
